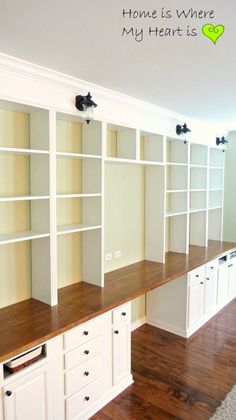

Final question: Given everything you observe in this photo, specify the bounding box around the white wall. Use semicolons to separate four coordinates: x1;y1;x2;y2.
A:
223;131;236;242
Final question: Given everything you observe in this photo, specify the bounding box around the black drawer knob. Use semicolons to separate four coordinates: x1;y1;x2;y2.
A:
84;371;89;376
84;396;90;401
84;350;89;355
200;282;204;285
6;391;12;397
114;330;119;334
206;277;210;280
196;275;199;278
83;331;89;336
211;266;214;269
122;312;126;316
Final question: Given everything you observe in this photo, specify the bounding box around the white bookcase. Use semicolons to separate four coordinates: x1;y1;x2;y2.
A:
0;98;226;309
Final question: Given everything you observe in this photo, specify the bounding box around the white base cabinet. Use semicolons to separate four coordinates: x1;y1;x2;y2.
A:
3;365;53;420
0;303;133;420
147;251;236;338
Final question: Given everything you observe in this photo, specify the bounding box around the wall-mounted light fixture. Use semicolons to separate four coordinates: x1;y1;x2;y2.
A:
75;92;97;124
176;123;191;144
216;136;228;146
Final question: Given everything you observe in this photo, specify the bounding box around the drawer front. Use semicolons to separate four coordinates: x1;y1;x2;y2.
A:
64;316;104;351
65;354;102;395
112;302;131;326
64;335;102;370
66;376;103;420
206;259;218;274
189;266;205;285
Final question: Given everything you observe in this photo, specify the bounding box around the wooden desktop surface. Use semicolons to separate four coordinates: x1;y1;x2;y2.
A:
0;240;235;363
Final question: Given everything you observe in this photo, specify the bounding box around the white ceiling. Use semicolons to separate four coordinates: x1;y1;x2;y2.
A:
0;0;235;128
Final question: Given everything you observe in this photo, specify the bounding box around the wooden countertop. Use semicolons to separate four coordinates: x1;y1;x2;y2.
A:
0;240;235;363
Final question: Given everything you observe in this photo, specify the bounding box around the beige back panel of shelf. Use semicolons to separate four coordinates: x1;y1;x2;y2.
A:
57;233;82;288
56;119;82;153
0;202;30;234
107;129;117;157
0;109;29;148
0;242;31;308
0;154;30;196
104;163;145;272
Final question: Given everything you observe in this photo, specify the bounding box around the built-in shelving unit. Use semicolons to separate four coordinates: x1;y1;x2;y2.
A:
0;98;226;310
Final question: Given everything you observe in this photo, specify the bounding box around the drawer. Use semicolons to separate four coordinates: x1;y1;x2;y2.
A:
66;376;103;420
206;259;218;274
112;302;131;326
65;354;102;395
64;335;102;370
189;265;205;285
64;316;104;351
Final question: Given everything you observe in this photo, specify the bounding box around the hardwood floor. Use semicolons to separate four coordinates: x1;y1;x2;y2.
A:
92;299;236;419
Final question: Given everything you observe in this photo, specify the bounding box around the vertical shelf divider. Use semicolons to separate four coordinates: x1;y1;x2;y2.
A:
136;129;140;161
186;141;190;254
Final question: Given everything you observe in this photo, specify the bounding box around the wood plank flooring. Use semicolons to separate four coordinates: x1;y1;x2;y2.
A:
92;299;236;419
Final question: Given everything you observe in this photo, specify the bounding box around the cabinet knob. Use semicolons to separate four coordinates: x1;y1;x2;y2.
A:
206;277;210;280
84;350;89;355
83;331;89;336
84;396;90;401
84;371;89;376
196;275;199;278
122;312;126;316
114;330;119;334
200;282;204;285
6;390;12;397
211;266;214;269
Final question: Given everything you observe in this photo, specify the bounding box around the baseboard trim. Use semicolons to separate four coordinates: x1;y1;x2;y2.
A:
131;316;146;332
146;318;187;338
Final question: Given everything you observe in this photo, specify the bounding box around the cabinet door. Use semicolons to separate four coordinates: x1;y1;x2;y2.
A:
228;259;236;300
218;263;229;307
112;322;131;386
3;364;53;420
188;279;205;328
205;271;218;316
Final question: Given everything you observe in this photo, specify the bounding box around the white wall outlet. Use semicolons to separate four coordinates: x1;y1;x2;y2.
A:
114;250;122;258
105;253;112;261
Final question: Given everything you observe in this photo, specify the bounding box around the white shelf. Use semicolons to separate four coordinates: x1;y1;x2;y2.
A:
189;208;206;213
166;189;187;193
57;224;102;235
190;189;207;192
209;206;222;211
56;152;101;160
209;188;223;192
0;230;50;245
166;162;188;167
209;166;224;170
105;157;164;166
0;195;49;202
0;147;49;155
190;164;207;168
165;211;187;217
56;193;101;199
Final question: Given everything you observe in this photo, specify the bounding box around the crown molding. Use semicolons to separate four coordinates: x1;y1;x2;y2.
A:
0;51;220;132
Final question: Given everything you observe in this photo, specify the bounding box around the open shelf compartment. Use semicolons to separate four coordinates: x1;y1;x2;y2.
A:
140;131;163;163
190;143;208;166
56;113;102;156
166;137;188;164
106;124;136;160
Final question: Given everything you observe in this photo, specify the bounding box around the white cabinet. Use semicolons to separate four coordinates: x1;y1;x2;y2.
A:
218;259;229;307
204;272;218;316
112;322;131;386
147;260;219;338
3;364;53;420
188;278;205;328
228;255;236;300
112;302;132;387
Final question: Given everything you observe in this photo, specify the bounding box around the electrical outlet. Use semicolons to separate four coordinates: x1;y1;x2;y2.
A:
105;253;112;261
114;250;122;258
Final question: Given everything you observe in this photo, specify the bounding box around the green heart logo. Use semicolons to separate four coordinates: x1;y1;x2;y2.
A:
202;24;225;44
